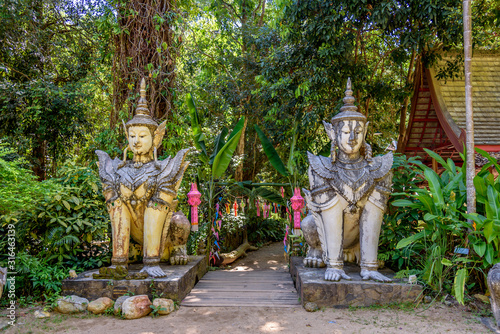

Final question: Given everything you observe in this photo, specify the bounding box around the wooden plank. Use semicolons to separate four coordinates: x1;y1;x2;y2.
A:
181;267;299;307
182;302;300;307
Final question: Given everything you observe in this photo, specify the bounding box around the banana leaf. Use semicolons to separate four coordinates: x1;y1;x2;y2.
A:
254;187;286;206
286;121;298;174
454;268;467;305
212;117;245;178
186;93;208;163
254;124;289;177
209;127;228;165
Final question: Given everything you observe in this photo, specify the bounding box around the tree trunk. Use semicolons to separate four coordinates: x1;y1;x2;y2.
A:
397;50;417;150
463;0;476;219
234;116;248;181
111;0;178;127
221;240;258;265
32;138;46;181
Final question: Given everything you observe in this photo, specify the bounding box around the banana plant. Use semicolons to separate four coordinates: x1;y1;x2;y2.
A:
186;93;245;224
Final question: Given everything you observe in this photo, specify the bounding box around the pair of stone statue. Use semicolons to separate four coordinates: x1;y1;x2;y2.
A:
95;78;392;283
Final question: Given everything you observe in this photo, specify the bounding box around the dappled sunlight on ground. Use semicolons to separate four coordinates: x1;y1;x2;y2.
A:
227;265;254;271
259;321;285;332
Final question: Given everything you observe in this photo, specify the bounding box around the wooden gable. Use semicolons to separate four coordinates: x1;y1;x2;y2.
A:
399;51;500;164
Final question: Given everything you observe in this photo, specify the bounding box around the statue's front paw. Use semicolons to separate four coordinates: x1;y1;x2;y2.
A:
170;246;188;265
170;255;188;265
324;268;351;281
360;269;392;283
303;257;325;268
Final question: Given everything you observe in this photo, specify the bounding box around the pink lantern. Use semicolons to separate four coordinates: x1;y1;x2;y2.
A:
187;183;202;231
256;200;260;217
291;188;305;234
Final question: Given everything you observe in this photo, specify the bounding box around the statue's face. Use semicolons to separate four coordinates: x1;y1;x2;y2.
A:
128;126;153;155
337;120;365;155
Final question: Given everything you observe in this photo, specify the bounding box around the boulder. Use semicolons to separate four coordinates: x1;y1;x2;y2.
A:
121;295;152;319
114;295;130;315
304;302;318;312
34;310;51;319
88;297;114;315
55;295;89;314
152;298;175;315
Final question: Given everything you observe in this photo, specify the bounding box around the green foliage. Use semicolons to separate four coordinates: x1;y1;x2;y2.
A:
0;0;111;177
13;163;110;264
212;117;246;178
248;217;286;247
16;251;68;299
379;154;422;270
254;125;289;177
0;153;110;301
0;144;56;216
392;148;500;304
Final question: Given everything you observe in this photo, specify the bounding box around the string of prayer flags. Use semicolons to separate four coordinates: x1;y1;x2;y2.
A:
283;224;289;255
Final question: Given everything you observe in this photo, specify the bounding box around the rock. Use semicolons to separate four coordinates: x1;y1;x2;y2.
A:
69;270;78;278
88;297;114;315
121;295;152;319
114;296;130;316
304;302;318;312
474;294;490;304
34;310;51;319
152;298;175;315
55;295;89;314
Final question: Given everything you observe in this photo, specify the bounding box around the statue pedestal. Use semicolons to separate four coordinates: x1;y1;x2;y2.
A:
290;257;422;308
62;256;207;301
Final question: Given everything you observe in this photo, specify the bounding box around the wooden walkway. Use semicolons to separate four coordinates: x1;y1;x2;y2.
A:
181;270;300;307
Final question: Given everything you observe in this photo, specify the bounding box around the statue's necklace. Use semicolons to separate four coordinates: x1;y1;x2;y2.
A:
337;155;362;164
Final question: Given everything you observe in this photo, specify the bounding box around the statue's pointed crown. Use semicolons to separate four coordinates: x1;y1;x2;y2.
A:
125;78;158;130
331;78;367;124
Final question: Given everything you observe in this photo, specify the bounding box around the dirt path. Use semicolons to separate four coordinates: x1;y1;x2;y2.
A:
1;242;491;334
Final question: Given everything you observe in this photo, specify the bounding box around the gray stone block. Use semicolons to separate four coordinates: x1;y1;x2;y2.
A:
290;257;422;308
62;256;207;301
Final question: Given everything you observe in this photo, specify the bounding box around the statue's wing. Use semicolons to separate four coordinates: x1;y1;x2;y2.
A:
156;148;190;195
95;150;118;201
307;151;337;180
153;120;167;149
369;151;393;179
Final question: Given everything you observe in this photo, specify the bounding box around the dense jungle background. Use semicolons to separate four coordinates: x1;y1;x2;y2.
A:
1;0;500;307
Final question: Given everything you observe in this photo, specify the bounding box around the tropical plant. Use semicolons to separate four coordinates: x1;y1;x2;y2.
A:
393;148;500;304
379;153;423;270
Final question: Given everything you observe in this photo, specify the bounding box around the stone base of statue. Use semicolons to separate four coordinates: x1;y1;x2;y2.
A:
290;257;422;308
61;256;207;301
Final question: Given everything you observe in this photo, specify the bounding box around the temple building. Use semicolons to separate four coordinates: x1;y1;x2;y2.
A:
398;51;500;166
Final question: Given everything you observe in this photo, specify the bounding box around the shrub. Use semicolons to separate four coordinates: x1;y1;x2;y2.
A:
392;148;500;304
